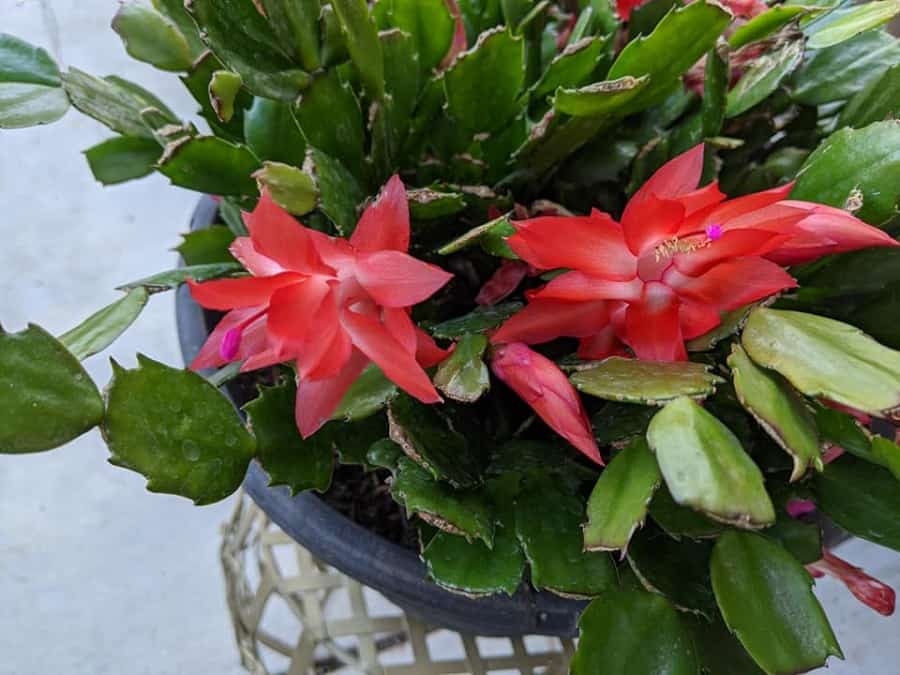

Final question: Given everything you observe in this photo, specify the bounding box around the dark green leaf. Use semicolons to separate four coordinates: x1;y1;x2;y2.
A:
592;401;657;448
627;529;717;618
607;1;731;112
391;457;494;544
437;215;517;257
118;262;245;293
838;63;900;129
331;0;385;99
367;438;403;469
530;36;607;103
790;29;900;105
628;0;679;41
571;589;699;675
486;439;596;479
380;0;455;72
791;120;900;224
244;380;333;494
728;6;809;49
180;51;246;141
433;333;489;403
243;97;307;166
253;161;318;215
176;226;236;266
388;392;481;487
0;324;103;453
152;0;207;57
686;615;765;675
711;531;842;674
814;456;900;551
61;68;155;138
331;364;398;421
516;478;617;597
428;302;523;338
84;136;161;185
572;357;723;405
304;148;365;234
259;0;322;71
649;485;724;540
59;289;150;360
104;355;255;504
647;397;776;528
407;188;466;220
814;402;874;460
763;507;823;565
871;436;900;481
728;344;822;481
330;412;390;465
726;40;803;118
158;136;260;195
554;75;650;117
806;1;899;49
583;439;662;552
187;0;311;100
443;27;525;133
112;2;193;71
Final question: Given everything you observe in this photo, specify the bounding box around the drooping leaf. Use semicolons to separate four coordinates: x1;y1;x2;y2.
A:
59;289;150;360
186;0;311;100
433;333;489;403
814;456;900;551
790;29;900;105
806;1;899;49
176;226;236;266
571;589;699;675
388;392;481;487
259;0;322;71
443;27;526;133
647;397;776;528
0;34;69;128
61;68;157;138
728;344;822;482
118;262;245;293
728;6;809;49
649;485;724;540
437;215;517;257
0;324;104;453
428;302;523;338
572;357;723;405
627;529;717;619
711;531;843;674
158;136;260;196
515;477;617;597
304;148;364;235
725;40;804;118
243;96;307;166
112;2;194;72
83;136;161;185
741;308;900;421
103;355;256;504
790;120;900;225
252;161;318;215
837;63;900;129
391;457;494;544
331;0;385;99
583;439;662;553
244;380;333;493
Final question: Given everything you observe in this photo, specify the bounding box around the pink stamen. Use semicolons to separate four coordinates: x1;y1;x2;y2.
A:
786;498;817;519
220;327;243;360
705;224;723;241
808;551;896;616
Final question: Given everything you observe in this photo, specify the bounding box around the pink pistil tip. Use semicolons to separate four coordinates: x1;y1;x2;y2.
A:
220;327;242;360
786;498;817;519
705;224;723;241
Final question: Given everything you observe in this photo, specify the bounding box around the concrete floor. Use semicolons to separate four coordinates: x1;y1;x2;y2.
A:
0;2;898;674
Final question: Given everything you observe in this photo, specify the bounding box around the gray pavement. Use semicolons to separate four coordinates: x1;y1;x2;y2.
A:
0;2;898;674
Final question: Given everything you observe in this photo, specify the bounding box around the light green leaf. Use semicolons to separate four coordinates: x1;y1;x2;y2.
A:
380;0;455;72
728;344;822;482
437;215;517;257
741;308;900;421
176;226;236;266
0;33;61;86
837;63;900;128
726;40;804;118
60;289;150;360
118;262;245;293
0;82;69;128
104;355;255;504
158;136;260;196
428;302;523;338
571;357;723;405
252;161;318;215
243;96;307;166
61;68;159;138
806;1;900;49
112;2;193;72
583;438;662;552
530;36;607;103
259;0;322;71
0;324;103;454
208;70;243;123
647;397;776;528
554;75;650;117
728;6;809;49
331;0;385;99
84;136;161;185
433;333;489;403
331;364;398;421
711;531;843;674
304;148;364;235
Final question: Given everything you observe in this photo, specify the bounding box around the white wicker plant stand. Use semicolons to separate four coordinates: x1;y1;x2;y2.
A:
221;493;576;675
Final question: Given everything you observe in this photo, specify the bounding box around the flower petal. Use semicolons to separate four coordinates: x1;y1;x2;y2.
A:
476;260;529;306
679;299;722;340
295;350;369;437
625;282;687;361
676;181;727;216
245;190;329;274
229;237;284;276
528;272;643;303
267;277;332;352
577;325;628;360
491;343;602;464
297;290;342;378
342;309;441;403
630;145;705;204
673;229;792;276
508;214;637;279
621;194;686;256
187;273;302;310
668;257;797;312
305;324;353;380
350;174;411;253
191;307;265;370
416;328;453;367
354;250;453;308
382;307;417;354
492;299;610;345
677;183;795;236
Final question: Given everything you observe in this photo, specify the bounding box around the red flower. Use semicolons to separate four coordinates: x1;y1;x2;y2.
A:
808;550;896;616
189;176;453;437
491;343;602;464
493;145;898;362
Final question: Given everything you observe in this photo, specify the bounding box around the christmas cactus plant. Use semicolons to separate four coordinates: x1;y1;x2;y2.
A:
2;0;900;671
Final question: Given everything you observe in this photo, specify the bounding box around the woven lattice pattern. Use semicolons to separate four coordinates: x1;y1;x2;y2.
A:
221;494;575;674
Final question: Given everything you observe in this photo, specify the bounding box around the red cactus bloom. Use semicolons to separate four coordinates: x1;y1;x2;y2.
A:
492;145;898;362
491;342;602;464
189;176;453;437
808;550;896;616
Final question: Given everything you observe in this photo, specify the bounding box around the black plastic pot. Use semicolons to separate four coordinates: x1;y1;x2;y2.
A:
176;196;587;637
